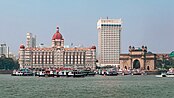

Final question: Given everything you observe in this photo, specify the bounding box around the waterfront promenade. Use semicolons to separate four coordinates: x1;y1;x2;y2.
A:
0;74;174;98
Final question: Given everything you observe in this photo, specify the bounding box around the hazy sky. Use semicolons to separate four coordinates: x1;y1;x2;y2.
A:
0;0;174;55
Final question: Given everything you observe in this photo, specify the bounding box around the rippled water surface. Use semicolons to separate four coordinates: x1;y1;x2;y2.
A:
0;75;174;98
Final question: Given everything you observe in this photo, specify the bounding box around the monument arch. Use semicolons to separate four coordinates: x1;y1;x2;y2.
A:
120;46;156;71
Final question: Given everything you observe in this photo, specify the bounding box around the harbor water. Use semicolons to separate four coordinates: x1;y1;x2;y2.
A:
0;74;174;98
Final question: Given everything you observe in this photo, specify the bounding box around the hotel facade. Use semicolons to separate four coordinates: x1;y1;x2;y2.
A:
19;27;96;70
97;18;122;67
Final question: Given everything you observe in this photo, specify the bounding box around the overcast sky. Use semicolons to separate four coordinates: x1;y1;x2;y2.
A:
0;0;174;55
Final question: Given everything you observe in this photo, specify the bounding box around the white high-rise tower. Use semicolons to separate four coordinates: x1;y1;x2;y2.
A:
26;32;36;48
0;43;9;58
97;18;122;67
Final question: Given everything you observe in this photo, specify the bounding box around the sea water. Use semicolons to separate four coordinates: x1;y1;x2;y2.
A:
0;75;174;98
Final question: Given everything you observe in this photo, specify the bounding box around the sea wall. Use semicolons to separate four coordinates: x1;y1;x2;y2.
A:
0;70;13;74
145;70;167;75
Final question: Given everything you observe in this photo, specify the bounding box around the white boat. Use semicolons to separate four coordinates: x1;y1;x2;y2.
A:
166;72;174;77
11;68;33;76
156;68;174;78
58;70;85;77
155;73;167;77
35;71;45;77
58;70;69;77
71;70;85;77
12;70;23;76
165;68;174;77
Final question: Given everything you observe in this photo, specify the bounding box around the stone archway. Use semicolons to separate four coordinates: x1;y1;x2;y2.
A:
133;59;140;69
120;46;156;71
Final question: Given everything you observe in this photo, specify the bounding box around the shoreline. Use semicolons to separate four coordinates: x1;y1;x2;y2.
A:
0;70;13;74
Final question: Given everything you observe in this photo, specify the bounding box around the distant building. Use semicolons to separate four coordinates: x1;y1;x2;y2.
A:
97;18;122;67
19;27;96;70
9;52;17;60
26;32;36;48
120;46;156;71
156;54;169;61
0;43;9;58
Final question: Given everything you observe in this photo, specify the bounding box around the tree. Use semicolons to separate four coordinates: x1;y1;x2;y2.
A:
0;57;19;70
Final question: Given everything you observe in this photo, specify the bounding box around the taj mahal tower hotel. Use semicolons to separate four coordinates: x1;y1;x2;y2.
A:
18;27;97;70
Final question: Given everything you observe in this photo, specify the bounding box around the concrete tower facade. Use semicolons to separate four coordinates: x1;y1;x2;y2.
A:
26;32;36;48
97;18;122;67
0;43;9;58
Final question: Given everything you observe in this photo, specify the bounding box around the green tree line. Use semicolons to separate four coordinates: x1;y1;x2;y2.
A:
0;56;19;70
156;57;174;69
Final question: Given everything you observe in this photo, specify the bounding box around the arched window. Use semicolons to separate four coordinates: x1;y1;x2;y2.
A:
147;66;150;70
125;66;127;70
133;60;140;69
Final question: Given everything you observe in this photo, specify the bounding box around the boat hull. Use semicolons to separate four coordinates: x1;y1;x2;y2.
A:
166;74;174;78
155;73;167;77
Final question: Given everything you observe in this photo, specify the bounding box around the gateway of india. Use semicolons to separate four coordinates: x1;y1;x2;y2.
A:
120;46;156;71
19;27;96;70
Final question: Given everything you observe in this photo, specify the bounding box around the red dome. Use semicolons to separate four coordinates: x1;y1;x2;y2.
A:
52;27;63;40
91;46;96;49
20;44;25;49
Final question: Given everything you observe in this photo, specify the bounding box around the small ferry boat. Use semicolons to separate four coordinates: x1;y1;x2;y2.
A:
155;73;167;77
71;70;85;77
45;70;58;77
81;70;95;76
166;72;174;77
11;68;33;76
117;69;132;75
105;71;118;76
58;70;69;77
58;70;85;77
11;70;23;76
99;68;118;76
35;71;45;77
156;68;174;78
131;69;146;75
166;68;174;77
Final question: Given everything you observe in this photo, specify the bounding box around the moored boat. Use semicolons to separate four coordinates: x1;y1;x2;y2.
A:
166;73;174;77
117;69;132;75
11;70;23;76
81;70;95;76
45;70;57;77
58;70;69;77
131;69;146;75
58;70;85;77
155;73;167;77
11;68;33;76
99;68;118;76
35;71;45;77
71;70;85;77
165;68;174;77
156;68;174;78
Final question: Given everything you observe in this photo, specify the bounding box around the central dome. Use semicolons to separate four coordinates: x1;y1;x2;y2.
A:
20;44;25;49
52;27;63;40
